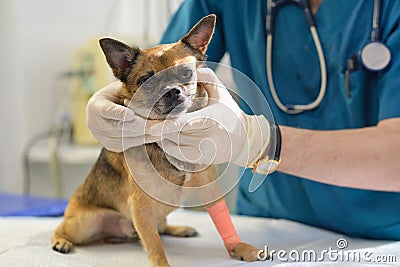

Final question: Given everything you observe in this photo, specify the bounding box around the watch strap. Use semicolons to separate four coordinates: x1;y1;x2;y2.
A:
252;121;282;174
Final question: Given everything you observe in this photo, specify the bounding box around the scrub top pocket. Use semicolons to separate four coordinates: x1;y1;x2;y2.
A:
338;69;370;126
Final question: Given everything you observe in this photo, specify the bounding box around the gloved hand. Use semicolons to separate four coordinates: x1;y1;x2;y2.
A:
148;68;271;167
86;81;161;152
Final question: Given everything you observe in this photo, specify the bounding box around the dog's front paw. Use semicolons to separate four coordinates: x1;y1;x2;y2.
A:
52;237;73;254
231;242;261;262
162;225;198;237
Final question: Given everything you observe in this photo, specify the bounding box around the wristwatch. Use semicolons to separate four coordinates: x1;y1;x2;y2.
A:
252;122;282;174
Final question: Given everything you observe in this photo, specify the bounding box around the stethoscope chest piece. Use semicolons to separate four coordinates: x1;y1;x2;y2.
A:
360;41;391;71
360;0;391;72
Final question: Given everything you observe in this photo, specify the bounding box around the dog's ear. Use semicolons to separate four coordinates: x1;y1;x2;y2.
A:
180;14;216;54
99;38;140;82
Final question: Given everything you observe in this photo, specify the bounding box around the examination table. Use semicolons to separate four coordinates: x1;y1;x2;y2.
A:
0;194;399;266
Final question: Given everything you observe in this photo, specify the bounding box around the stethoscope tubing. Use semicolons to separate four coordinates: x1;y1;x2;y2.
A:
266;0;388;114
371;0;382;41
266;25;327;114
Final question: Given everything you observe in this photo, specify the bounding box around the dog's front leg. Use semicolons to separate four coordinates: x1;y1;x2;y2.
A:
187;166;261;261
129;195;170;267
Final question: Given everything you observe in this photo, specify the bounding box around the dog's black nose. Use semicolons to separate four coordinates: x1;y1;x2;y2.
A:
164;88;182;100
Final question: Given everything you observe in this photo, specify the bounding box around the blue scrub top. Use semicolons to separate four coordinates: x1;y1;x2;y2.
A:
160;0;400;240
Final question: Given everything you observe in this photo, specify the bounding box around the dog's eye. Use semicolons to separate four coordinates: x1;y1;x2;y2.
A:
137;72;154;87
180;68;193;81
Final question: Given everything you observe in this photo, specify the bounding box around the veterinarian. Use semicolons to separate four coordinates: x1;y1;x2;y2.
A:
87;0;400;240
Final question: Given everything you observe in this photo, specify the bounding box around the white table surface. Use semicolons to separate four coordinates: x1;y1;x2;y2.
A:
0;209;399;267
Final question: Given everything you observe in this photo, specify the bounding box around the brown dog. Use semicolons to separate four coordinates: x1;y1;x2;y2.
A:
51;15;260;267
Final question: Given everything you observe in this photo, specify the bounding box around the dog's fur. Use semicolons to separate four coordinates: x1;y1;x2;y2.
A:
51;15;259;267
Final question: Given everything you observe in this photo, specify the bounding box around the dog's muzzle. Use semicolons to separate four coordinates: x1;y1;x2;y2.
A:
155;86;192;116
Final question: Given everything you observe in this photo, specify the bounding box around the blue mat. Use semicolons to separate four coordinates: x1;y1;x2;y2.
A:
0;193;68;217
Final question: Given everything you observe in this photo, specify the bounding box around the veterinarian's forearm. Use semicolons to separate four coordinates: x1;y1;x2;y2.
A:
278;118;400;192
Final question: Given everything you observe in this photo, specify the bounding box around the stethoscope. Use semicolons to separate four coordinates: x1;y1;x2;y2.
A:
266;0;391;114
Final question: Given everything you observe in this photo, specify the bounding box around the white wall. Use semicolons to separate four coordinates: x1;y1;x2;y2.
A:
0;0;239;211
0;0;25;193
0;0;181;194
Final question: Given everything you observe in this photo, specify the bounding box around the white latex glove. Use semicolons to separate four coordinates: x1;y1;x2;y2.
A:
86;81;161;152
148;68;271;167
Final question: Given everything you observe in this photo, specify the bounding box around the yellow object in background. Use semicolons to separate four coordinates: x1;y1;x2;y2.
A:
70;38;113;145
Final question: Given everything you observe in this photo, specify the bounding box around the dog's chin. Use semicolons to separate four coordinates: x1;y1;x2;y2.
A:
151;100;192;120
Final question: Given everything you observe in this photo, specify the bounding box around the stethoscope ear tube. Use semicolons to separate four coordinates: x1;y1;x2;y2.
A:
267;0;315;35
